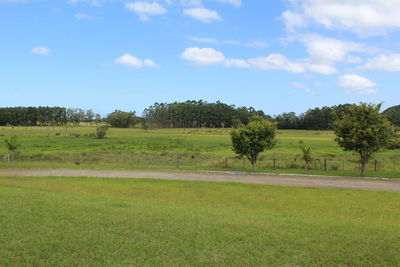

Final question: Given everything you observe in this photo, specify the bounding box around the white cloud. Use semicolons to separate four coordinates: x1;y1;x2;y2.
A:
180;46;341;75
183;8;221;23
337;74;377;95
181;47;337;75
224;58;249;68
115;54;159;68
181;47;225;66
298;34;365;65
143;59;159;67
303;63;337;75
125;2;167;21
31;46;50;55
361;54;400;72
281;10;305;32
282;0;400;35
248;54;305;73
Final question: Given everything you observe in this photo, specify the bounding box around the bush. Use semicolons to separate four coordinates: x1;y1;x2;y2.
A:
330;163;340;171
96;125;109;139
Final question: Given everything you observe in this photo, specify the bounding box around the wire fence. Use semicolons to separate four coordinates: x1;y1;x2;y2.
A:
2;152;398;174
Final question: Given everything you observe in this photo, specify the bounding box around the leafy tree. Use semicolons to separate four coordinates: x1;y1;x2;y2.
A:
300;146;313;170
4;135;20;162
383;105;400;126
106;110;137;128
332;103;395;175
231;116;276;171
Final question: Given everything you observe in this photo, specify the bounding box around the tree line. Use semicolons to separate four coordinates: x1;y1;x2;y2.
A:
0;101;399;129
0;107;102;126
142;100;266;128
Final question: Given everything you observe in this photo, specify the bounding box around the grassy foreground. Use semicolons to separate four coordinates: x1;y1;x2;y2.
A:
1;176;400;266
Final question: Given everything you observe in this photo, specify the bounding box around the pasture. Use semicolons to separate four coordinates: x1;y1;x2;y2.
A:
0;126;399;177
1;176;400;266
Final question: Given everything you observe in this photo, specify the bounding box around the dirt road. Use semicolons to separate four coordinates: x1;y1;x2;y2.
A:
0;168;400;192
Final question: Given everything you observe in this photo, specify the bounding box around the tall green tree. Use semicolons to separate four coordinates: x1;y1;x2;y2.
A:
231;116;276;171
332;103;395;175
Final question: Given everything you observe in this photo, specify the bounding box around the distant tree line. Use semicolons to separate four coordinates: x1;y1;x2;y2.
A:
274;104;355;130
0;107;101;126
275;104;400;130
142;100;266;128
0;101;399;129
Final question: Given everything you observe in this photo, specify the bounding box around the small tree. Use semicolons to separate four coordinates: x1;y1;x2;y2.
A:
95;125;109;139
332;103;395;175
300;146;312;170
231;116;276;171
141;119;150;131
4;135;20;162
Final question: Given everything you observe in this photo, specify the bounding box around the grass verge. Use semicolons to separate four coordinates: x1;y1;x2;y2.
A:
1;176;400;266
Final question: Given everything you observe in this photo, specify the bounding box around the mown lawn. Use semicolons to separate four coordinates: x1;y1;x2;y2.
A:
1;176;400;266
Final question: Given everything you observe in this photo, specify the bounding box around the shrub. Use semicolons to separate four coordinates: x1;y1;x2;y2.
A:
4;135;20;162
330;163;340;171
96;125;109;139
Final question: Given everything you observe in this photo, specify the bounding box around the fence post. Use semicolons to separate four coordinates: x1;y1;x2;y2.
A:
324;159;327;171
176;155;179;169
224;158;228;168
374;160;378;172
394;159;396;171
242;158;245;169
273;159;276;170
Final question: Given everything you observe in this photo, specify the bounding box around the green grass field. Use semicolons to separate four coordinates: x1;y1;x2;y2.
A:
1;176;399;266
0;126;399;177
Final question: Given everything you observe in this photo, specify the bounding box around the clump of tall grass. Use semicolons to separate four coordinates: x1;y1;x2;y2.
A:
96;126;109;139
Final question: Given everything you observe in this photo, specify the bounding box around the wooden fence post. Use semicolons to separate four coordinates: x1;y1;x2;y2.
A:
374;160;378;172
224;158;228;168
324;159;327;171
273;159;276;170
176;155;179;169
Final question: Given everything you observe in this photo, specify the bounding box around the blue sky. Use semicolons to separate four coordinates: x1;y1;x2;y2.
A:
1;0;400;116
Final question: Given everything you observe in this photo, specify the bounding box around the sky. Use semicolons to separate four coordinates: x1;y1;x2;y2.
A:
1;0;400;116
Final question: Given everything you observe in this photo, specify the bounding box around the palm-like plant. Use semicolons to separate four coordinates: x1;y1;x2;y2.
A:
4;135;20;162
300;146;312;170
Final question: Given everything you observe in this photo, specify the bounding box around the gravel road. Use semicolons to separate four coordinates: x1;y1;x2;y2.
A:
0;168;400;192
